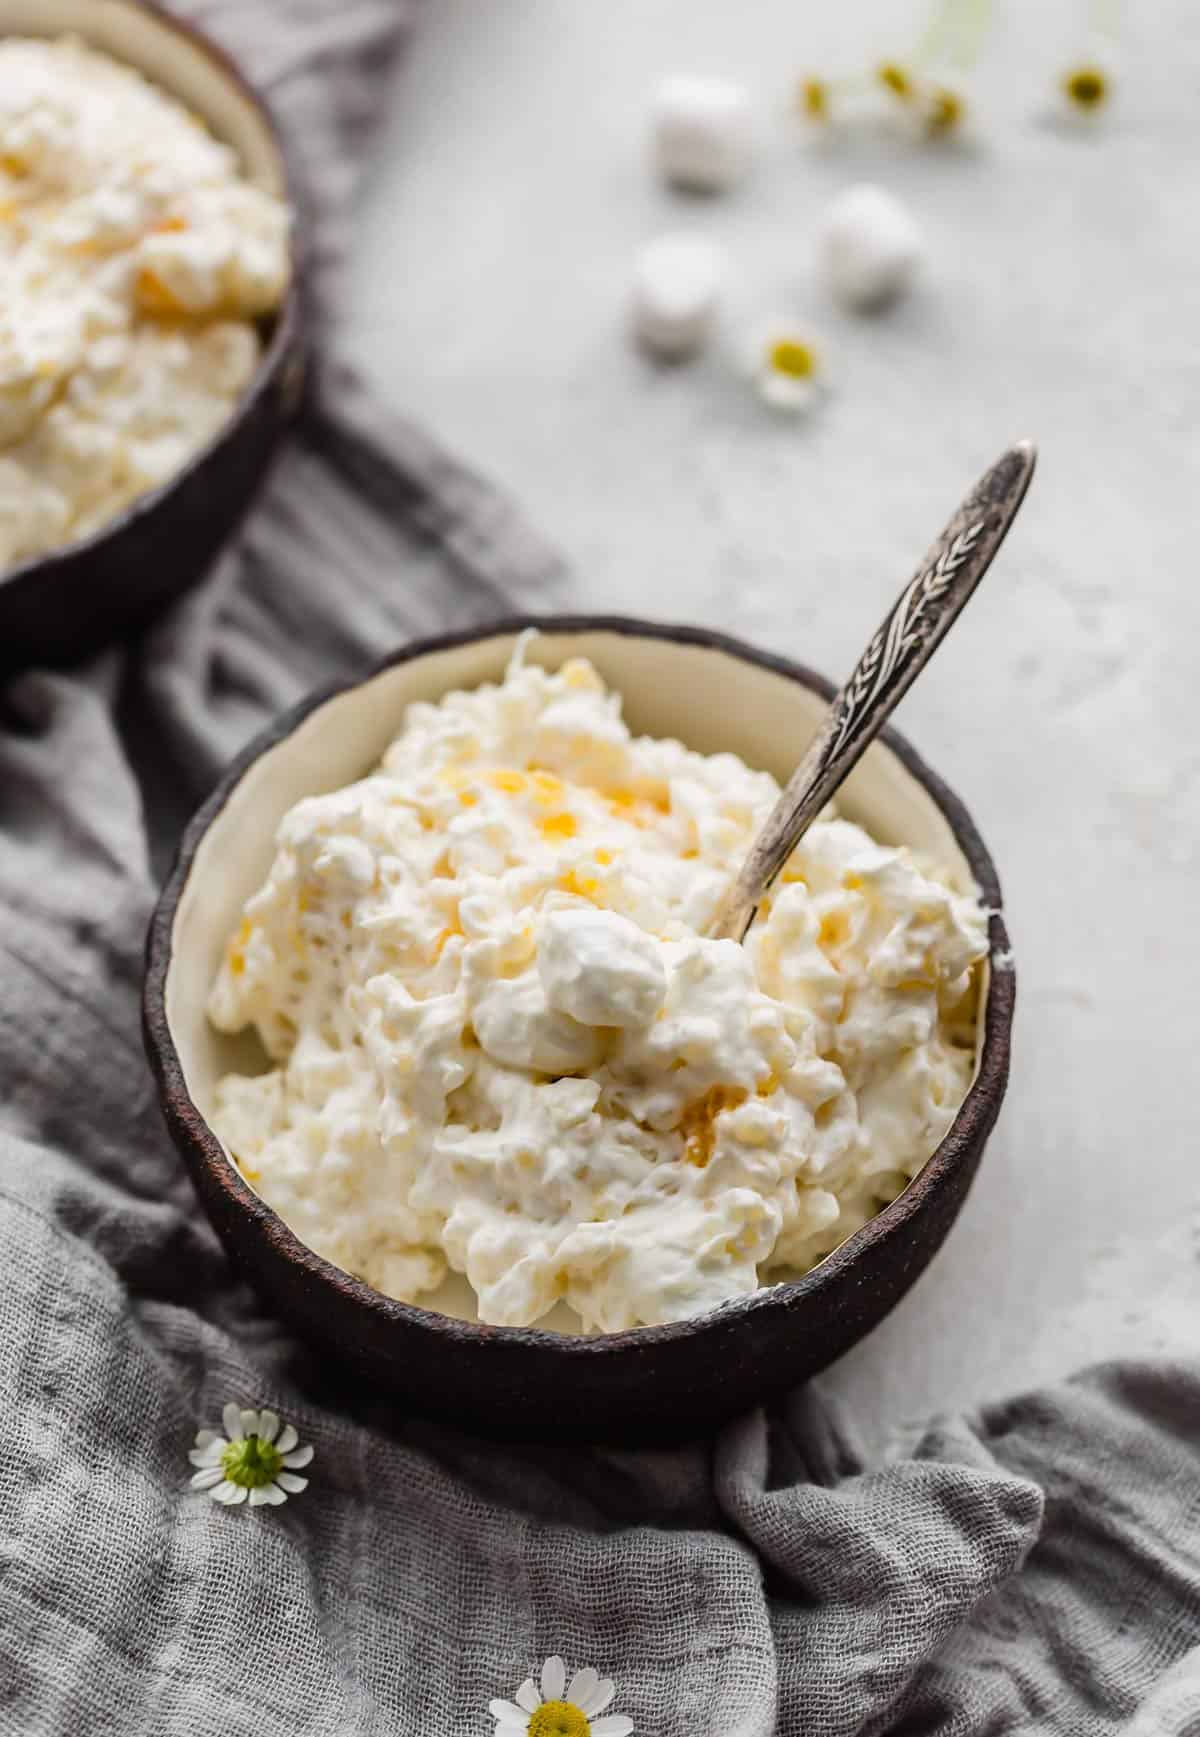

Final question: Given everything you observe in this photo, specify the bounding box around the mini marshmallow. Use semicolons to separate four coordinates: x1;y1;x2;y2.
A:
630;232;725;359
652;75;753;193
820;183;924;312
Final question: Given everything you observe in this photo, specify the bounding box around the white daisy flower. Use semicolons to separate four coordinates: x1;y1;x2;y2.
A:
748;323;826;414
188;1401;314;1508
489;1655;633;1737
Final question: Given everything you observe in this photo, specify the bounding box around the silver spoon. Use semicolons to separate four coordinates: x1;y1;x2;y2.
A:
707;440;1037;943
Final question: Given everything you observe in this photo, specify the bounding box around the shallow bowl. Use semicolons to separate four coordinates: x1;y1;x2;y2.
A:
0;0;304;672
144;617;1014;1442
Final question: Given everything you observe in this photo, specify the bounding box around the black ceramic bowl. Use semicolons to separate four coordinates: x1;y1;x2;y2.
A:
144;618;1014;1443
0;0;304;673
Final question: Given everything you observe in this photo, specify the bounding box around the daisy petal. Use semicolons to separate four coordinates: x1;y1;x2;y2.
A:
190;1467;224;1489
222;1402;244;1442
225;1483;249;1505
188;1443;224;1468
515;1679;540;1714
282;1443;313;1469
568;1668;599;1712
495;1724;528;1737
541;1657;566;1702
192;1429;219;1450
275;1471;307;1494
275;1423;299;1454
210;1479;238;1503
592;1719;633;1737
249;1486;274;1506
257;1409;280;1445
589;1681;616;1716
488;1701;527;1722
240;1409;260;1439
266;1482;289;1505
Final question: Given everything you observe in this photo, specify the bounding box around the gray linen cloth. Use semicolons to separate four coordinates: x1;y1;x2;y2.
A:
1;3;1199;1733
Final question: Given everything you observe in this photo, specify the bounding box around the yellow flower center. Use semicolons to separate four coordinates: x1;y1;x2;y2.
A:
1064;65;1107;109
768;338;816;381
799;76;828;119
529;1703;590;1737
926;87;964;133
877;61;913;100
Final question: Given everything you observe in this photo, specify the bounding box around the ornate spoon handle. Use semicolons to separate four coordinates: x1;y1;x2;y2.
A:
707;440;1037;942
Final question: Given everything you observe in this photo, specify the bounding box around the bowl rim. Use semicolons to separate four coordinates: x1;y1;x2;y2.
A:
144;613;1015;1358
0;0;304;596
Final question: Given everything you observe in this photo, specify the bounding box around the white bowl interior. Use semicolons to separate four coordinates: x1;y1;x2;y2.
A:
0;0;285;191
166;629;991;1327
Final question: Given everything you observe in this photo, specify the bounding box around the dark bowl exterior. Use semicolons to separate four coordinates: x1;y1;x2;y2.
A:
144;616;1015;1444
0;2;305;674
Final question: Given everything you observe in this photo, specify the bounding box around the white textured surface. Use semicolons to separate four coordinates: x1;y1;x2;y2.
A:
344;0;1200;1445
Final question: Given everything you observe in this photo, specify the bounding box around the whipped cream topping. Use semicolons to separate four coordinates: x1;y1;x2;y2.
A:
0;36;289;567
208;641;989;1333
